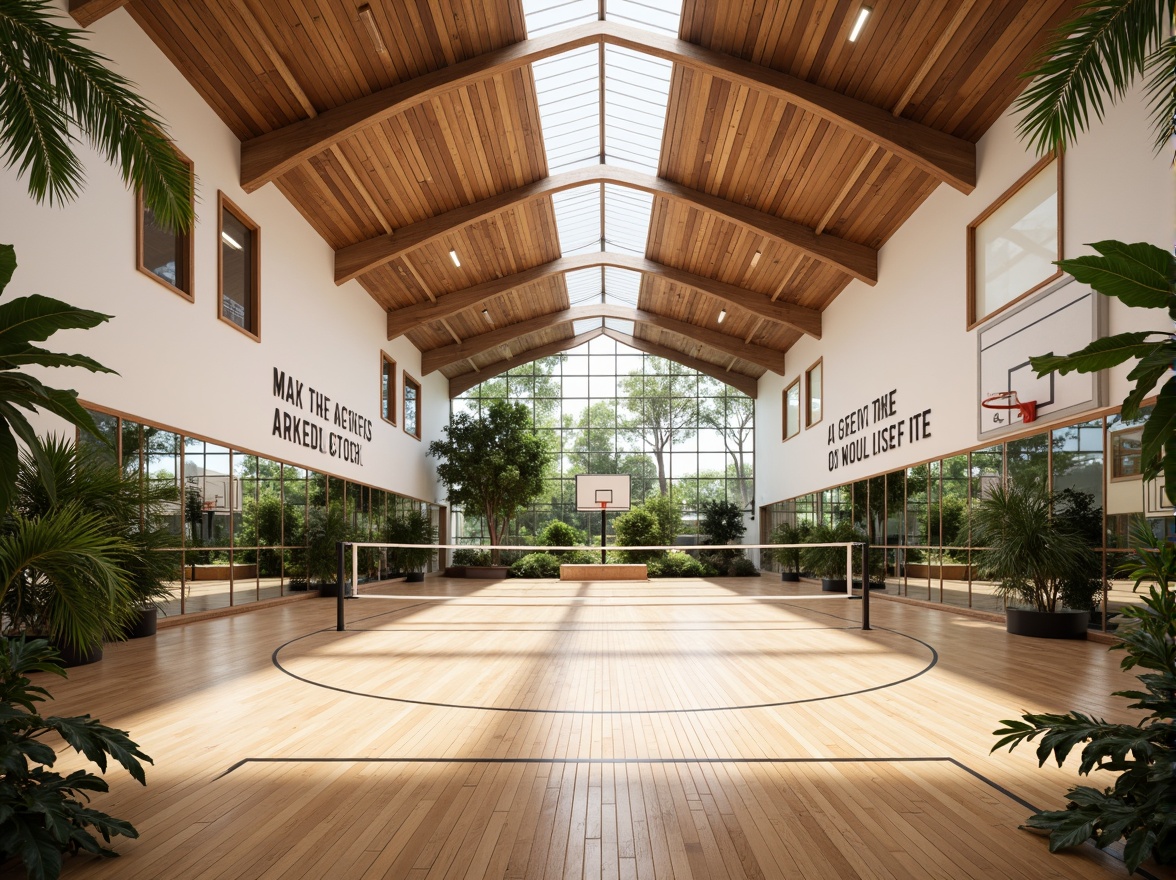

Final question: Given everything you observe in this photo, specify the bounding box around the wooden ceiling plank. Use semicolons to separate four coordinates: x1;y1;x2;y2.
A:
423;304;787;374
386;253;821;340
240;21;975;194
69;0;129;28
602;329;759;398
338;164;876;285
447;328;605;397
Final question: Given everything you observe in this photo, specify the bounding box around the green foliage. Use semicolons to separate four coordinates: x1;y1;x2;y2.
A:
510;552;562;579
799;520;859;580
305;503;348;585
0;437;178;651
764;521;809;573
428;400;552;563
930;495;966;546
727;556;759;577
642;493;682;546
647;551;709;578
384;510;436;573
537;519;585;556
0;638;150;879
451;548;492;567
992;520;1176;873
612;507;662;563
1054;488;1106;612
619;359;698;494
0;245;117;517
971;481;1100;613
700;499;746;546
1015;0;1174;155
0;0;194;231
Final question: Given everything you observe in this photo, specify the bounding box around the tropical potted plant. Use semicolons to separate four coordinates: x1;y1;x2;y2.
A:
971;480;1101;638
385;509;436;583
800;520;854;591
766;521;808;581
992;518;1176;872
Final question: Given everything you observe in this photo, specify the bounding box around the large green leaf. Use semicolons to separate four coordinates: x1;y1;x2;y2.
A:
0;294;111;347
0;244;14;294
1056;241;1173;308
1139;374;1176;468
0;346;115;373
1121;342;1176;417
1029;332;1161;376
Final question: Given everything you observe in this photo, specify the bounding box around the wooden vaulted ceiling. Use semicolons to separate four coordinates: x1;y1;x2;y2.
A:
75;0;1079;397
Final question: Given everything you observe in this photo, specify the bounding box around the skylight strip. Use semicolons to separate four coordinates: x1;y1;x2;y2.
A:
606;0;681;37
522;0;596;37
603;266;641;307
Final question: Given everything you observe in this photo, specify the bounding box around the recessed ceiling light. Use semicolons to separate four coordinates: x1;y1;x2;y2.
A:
848;6;871;42
221;231;242;250
449;249;461;267
750;251;761;268
717;309;727;324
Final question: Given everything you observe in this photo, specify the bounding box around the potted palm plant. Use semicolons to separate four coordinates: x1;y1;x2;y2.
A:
766;521;808;581
800;520;856;591
385;510;436;583
971;480;1101;638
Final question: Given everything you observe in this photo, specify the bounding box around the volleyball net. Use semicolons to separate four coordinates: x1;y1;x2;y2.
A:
333;540;872;632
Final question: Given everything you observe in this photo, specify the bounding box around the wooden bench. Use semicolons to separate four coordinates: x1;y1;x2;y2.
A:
559;564;648;581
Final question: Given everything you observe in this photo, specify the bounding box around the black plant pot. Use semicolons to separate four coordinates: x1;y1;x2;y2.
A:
821;578;848;592
405;571;425;583
55;641;103;667
780;571;800;582
124;607;158;639
852;580;886;591
318;581;342;598
1006;607;1090;639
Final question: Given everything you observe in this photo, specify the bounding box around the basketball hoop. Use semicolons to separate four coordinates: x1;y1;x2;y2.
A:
201;501;216;511
981;391;1037;424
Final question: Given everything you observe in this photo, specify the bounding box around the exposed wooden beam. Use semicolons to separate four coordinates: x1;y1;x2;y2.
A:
69;0;130;27
241;22;974;195
342;165;874;286
421;304;788;375
447;328;605;397
386;253;821;340
601;329;759;398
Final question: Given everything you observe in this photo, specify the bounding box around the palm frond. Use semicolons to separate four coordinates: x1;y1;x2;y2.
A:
0;0;193;231
1143;33;1176;152
1015;0;1173;155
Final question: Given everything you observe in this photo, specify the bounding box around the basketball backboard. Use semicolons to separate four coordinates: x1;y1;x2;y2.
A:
575;474;632;511
977;275;1103;439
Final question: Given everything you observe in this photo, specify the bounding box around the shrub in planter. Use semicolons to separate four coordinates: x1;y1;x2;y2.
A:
0;639;151;879
385;511;436;580
537;520;586;558
510;552;562;579
764;522;808;579
613;508;664;564
727;556;759;577
647;551;706;578
452;548;492;567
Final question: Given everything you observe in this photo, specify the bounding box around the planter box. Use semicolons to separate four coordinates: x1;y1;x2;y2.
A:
905;563;975;580
463;565;512;579
821;578;848;592
560;564;648;581
124;607;158;639
780;571;800;582
1006;607;1089;639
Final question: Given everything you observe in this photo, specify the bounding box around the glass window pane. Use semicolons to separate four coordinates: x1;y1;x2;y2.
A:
220;197;258;335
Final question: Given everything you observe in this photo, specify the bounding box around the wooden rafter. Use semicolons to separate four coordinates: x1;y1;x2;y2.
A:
421;304;788;375
68;0;130;27
386;253;822;340
240;21;975;196
342;165;875;286
446;327;605;397
601;329;759;398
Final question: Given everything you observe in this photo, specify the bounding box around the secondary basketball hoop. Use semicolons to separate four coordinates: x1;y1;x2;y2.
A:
576;476;630;565
981;391;1037;424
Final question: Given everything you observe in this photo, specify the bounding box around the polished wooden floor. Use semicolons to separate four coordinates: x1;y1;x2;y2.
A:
36;576;1171;879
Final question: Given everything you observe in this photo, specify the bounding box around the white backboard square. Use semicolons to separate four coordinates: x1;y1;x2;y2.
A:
576;474;631;511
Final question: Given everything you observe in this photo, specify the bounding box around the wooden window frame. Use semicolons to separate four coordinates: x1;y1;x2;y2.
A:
403;372;422;441
805;358;823;429
966;153;1063;330
783;377;801;442
1109;426;1144;482
136;149;194;300
380;352;397;426
217;192;261;341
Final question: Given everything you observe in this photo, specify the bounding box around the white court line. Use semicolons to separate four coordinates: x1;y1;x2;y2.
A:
350;594;857;601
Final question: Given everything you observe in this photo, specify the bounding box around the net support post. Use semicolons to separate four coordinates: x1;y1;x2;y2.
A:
845;544;852;596
861;540;871;630
601;506;607;565
336;541;346;632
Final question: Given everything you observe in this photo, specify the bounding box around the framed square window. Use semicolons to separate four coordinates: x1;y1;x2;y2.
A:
1110;426;1143;481
218;192;260;340
967;154;1062;328
783;378;800;441
403;372;421;440
805;359;823;428
136;150;194;299
381;353;397;425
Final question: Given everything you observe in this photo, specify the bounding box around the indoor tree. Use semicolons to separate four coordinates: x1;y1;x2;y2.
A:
619;358;698;495
428;400;552;564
